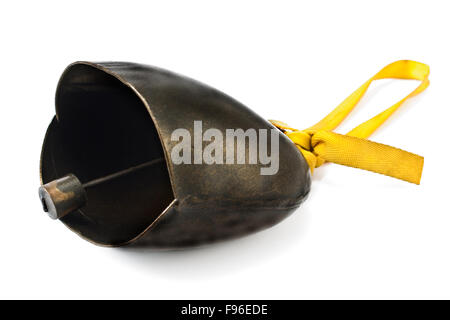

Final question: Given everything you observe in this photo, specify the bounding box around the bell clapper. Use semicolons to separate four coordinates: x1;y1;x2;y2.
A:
39;157;164;220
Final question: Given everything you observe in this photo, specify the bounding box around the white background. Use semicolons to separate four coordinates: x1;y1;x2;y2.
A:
1;0;449;299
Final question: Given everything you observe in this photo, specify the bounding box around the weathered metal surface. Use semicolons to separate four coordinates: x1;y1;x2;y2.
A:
39;174;86;220
39;61;311;247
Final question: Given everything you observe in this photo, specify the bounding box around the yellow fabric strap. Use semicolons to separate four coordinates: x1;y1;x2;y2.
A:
270;60;429;184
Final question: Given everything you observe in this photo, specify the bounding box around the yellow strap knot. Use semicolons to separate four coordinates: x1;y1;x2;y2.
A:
270;60;428;185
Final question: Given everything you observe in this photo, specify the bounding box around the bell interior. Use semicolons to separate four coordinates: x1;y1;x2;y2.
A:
40;63;174;246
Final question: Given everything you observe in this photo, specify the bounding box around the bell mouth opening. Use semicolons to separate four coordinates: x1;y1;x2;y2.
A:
40;62;175;246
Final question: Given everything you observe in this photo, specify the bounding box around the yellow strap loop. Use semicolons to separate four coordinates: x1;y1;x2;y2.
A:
270;60;429;184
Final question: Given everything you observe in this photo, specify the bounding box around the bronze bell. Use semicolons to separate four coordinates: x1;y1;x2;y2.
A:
39;62;311;247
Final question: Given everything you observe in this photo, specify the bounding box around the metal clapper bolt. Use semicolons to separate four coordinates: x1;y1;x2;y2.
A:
38;158;164;220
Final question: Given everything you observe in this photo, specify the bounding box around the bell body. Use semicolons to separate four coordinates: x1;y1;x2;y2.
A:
40;61;311;247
